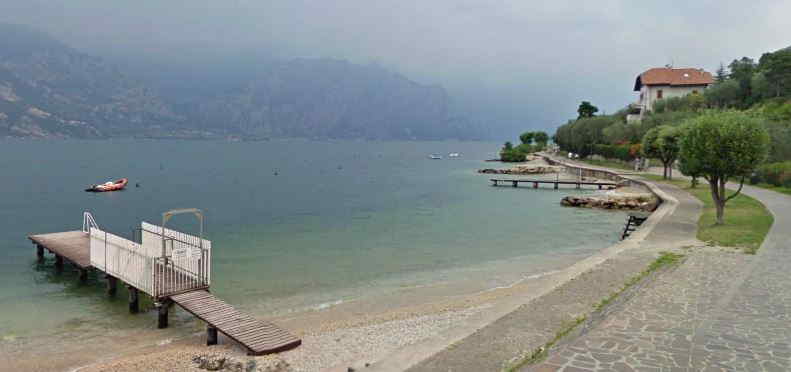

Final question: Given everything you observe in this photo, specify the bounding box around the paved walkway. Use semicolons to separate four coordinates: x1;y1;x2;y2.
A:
529;184;791;372
405;171;703;371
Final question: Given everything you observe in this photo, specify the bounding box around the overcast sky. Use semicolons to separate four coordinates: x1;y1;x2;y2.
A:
2;0;789;136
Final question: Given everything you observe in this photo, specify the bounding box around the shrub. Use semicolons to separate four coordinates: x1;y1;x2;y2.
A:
752;161;791;187
500;149;527;162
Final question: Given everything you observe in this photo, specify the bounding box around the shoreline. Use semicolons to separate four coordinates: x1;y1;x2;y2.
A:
7;155;665;372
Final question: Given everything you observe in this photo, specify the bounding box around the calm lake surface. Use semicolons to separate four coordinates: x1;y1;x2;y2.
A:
0;139;625;348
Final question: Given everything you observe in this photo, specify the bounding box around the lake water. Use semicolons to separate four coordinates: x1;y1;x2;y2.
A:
0;139;625;355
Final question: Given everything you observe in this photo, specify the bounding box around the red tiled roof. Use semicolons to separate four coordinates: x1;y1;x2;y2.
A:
634;68;713;91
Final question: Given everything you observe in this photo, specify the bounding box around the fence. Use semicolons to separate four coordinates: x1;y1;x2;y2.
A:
142;222;211;297
88;221;211;298
89;228;154;294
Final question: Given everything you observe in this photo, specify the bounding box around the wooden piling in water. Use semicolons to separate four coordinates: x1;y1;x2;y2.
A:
36;244;44;262
79;268;88;282
157;300;171;329
207;325;218;345
55;254;64;271
106;275;117;296
128;286;139;314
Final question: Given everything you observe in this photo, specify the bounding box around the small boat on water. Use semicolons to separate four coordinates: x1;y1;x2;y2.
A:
429;154;443;159
448;152;461;158
86;178;128;192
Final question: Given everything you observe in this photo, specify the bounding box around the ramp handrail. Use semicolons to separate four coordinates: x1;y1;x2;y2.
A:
83;212;99;233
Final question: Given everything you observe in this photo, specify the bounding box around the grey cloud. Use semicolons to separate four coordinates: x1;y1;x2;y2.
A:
2;0;788;137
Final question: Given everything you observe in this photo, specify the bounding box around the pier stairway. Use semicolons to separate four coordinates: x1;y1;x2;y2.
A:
171;290;301;355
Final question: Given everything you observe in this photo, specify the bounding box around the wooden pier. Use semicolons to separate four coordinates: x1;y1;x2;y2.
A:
490;178;618;190
27;211;300;355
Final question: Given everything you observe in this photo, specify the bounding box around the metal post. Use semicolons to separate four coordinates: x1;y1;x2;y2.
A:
128;286;139;314
55;255;64;271
79;269;88;282
207;325;218;345
36;244;44;262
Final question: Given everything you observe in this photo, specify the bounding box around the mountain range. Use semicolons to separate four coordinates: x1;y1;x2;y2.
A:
0;23;481;140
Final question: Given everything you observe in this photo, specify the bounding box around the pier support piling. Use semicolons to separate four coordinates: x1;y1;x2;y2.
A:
79;269;88;282
512;181;518;188
554;182;559;190
207;325;218;345
157;300;171;329
128;286;139;314
54;254;64;271
106;275;117;296
36;244;44;262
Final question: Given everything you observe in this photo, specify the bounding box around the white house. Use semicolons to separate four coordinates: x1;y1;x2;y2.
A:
628;67;714;122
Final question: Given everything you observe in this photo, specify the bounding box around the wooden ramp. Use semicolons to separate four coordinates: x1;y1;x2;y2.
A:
171;290;301;355
28;231;91;268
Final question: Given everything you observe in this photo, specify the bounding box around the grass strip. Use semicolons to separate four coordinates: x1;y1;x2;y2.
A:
751;182;791;196
504;252;684;371
642;174;773;254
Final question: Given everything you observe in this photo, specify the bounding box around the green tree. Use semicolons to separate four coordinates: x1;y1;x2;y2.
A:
503;141;514;151
519;131;535;145
642;125;682;179
533;131;549;146
758;49;791;97
704;80;741;108
679;111;770;224
728;57;757;106
715;62;729;82
577;101;599;119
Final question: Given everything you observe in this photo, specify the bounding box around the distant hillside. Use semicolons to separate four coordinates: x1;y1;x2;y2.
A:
0;23;182;138
0;23;479;140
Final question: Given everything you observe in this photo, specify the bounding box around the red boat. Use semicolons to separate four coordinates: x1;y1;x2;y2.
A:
86;178;128;192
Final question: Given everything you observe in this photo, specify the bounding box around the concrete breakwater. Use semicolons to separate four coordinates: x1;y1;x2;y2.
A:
477;165;560;175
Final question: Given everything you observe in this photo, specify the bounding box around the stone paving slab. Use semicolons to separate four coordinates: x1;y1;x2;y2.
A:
529;184;791;372
406;178;703;372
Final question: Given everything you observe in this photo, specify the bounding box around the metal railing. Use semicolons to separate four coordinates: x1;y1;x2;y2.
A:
83;212;99;233
86;214;211;298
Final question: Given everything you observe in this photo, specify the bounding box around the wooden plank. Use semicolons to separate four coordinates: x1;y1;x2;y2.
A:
172;290;300;355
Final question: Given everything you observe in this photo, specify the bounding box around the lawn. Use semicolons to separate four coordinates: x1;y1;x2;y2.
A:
751;183;791;196
642;174;773;254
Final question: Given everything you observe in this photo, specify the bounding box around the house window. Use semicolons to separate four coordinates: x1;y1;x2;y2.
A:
657;89;663;99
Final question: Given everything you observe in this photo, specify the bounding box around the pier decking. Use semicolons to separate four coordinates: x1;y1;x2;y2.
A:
29;231;91;268
490;178;618;189
173;291;301;355
27;211;300;356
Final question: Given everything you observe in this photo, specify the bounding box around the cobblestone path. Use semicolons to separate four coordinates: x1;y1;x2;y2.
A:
529;185;791;372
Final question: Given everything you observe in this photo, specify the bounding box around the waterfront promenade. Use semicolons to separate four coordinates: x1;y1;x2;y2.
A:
528;180;791;371
400;163;703;371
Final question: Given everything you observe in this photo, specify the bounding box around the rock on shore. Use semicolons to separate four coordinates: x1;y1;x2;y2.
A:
560;194;658;211
478;165;561;175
